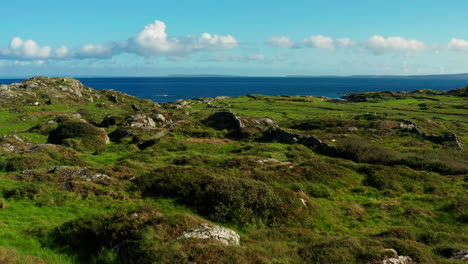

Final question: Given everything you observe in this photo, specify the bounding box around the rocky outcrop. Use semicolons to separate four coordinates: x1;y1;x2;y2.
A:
373;249;413;264
0;77;98;105
179;223;240;246
121;114;156;129
400;120;463;149
0;135;27;153
48;166;111;182
262;128;337;155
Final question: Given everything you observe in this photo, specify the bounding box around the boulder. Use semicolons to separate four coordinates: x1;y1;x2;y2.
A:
205;111;278;138
179;223;240;246
151;113;166;123
204;111;244;131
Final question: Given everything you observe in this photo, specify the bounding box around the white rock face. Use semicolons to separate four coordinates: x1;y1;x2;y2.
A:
180;223;240;246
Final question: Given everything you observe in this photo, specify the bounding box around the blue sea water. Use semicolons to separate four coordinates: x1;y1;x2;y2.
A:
1;77;467;103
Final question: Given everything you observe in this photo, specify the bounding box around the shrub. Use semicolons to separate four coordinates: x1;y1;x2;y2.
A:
336;137;401;164
48;120;108;151
52;205;164;262
298;237;380;264
136;166;306;226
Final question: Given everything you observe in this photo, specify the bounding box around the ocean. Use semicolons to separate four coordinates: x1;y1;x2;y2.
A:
1;77;467;103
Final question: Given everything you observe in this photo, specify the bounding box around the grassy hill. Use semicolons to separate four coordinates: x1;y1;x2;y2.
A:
0;77;466;263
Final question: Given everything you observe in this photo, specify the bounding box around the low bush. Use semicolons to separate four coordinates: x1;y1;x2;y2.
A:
298;237;380;264
136;166;307;226
336;137;401;164
48;120;108;151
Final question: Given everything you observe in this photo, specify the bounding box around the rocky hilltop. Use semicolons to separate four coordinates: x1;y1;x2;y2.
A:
0;77;466;264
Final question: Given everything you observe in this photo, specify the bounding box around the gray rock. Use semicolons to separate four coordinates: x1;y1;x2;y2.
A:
400;120;463;150
151;113;166;123
122;114;156;129
262;128;337;155
179;223;240;246
205;111;244;131
451;249;468;261
375;249;413;264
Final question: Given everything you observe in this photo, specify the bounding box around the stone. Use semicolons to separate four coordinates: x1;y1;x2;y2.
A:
122;114;156;129
375;249;413;264
257;158;291;166
204;111;244;131
451;249;468;261
179;223;240;246
131;104;140;111
151;113;166;123
262;128;338;155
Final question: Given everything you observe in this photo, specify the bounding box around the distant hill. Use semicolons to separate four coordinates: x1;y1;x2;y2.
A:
286;73;468;79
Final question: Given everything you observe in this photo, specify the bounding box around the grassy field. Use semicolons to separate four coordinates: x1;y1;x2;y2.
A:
0;78;466;263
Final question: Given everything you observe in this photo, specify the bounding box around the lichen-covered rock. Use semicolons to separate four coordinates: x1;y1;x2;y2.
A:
0;77;98;105
179;223;240;246
151;113;166;123
121;114;156;129
48;166;110;182
400;120;463;149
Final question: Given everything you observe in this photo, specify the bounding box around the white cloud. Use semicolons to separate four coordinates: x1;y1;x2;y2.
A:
128;20;238;56
75;42;125;59
55;46;72;58
447;38;468;53
337;38;356;48
265;36;295;48
0;37;52;59
247;54;265;61
366;35;425;54
0;20;238;61
303;35;335;50
204;54;240;62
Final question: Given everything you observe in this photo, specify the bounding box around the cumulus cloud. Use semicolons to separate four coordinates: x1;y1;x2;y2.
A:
128;20;238;56
265;36;295;48
0;20;238;61
0;37;52;59
366;35;425;54
75;42;126;59
447;38;468;53
303;35;335;50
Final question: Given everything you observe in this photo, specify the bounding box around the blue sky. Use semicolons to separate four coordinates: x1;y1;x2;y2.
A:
1;0;468;76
